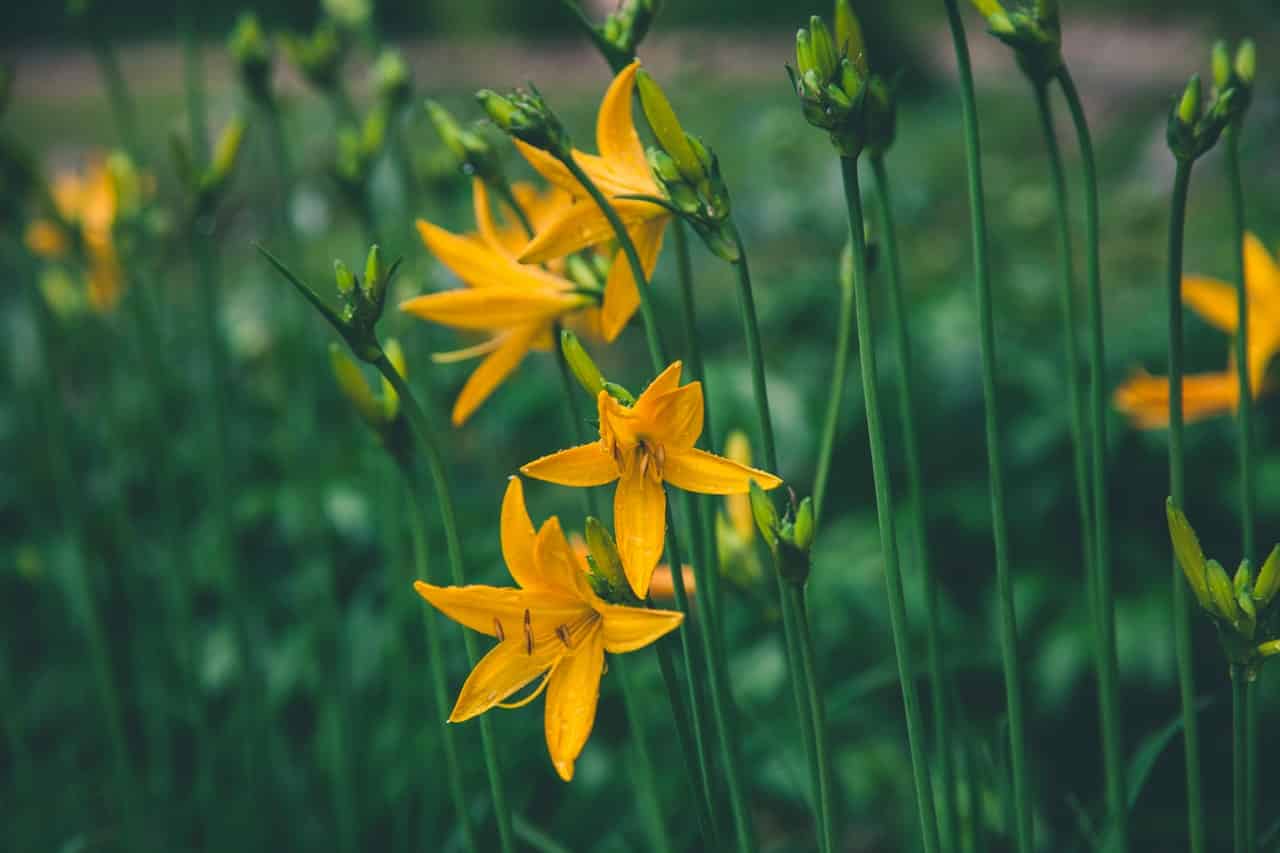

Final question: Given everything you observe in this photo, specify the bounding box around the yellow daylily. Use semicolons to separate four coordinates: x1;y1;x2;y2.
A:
514;60;670;342
521;361;783;598
414;477;683;781
24;157;123;313
1114;232;1280;428
401;179;626;426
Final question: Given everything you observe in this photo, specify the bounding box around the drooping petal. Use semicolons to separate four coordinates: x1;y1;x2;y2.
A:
518;197;660;267
614;467;667;598
1112;369;1241;429
413;581;588;640
451;325;542;425
598;602;683;653
1245;231;1280;303
521;443;618;486
595;61;650;187
643;383;704;449
416;218;573;292
543;625;605;781
400;286;587;331
1182;275;1238;333
448;635;567;723
501;477;539;590
662;448;782;495
600;216;668;342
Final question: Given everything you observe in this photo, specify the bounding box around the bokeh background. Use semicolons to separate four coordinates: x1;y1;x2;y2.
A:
3;1;1280;851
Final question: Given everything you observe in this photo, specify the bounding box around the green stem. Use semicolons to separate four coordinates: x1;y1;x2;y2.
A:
790;585;835;853
870;152;957;852
1166;158;1206;853
728;226;778;473
939;6;1032;849
1245;679;1256;853
375;355;515;853
839;156;940;853
401;471;480;853
1055;67;1127;851
652;629;720;849
776;562;822;829
1232;666;1248;853
322;555;358;853
615;657;675;853
811;218;854;525
262;100;301;256
88;32;143;161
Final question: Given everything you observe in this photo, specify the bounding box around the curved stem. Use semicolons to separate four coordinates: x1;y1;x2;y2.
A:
840;156;940;853
1055;67;1127;851
374;356;515;853
400;471;480;853
870;153;957;852
811;222;854;525
1166;159;1206;853
939;6;1032;849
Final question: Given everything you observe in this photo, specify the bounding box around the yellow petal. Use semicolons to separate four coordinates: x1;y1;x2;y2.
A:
543;625;605;781
600;217;668;342
636;361;684;404
518;197;661;267
534;516;594;598
1245;231;1280;303
472;178;520;259
1112;369;1240;429
451;325;542;425
595;61;650;187
614;467;667;599
413;581;587;641
1182;275;1238;333
24;221;68;257
501;476;540;590
643;383;704;450
515;139;587;197
415;218;572;292
448;634;567;723
662;448;783;494
400;287;586;332
646;564;697;602
521;443;618;486
597;602;683;653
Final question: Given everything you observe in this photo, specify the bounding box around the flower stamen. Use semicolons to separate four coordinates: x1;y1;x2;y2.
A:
523;608;534;655
493;617;505;641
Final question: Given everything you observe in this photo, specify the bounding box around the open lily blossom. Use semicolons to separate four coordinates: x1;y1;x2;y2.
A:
414;477;683;781
513;60;669;342
1114;231;1280;428
521;361;783;598
400;179;625;425
25;157;124;313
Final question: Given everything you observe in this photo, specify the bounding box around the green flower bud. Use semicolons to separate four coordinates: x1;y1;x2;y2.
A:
561;329;606;397
477;86;569;156
1259;639;1280;658
380;338;405;420
795;28;816;78
637;70;705;184
334;259;355;295
1235;39;1256;85
424;100;505;186
585;517;628;597
749;481;779;550
283;22;345;92
323;0;372;31
1234;559;1253;595
1167;498;1213;611
792;497;814;552
1212;40;1231;90
808;16;838;83
601;381;637;406
1177;74;1202;125
1207;558;1239;623
228;12;273;102
1236;587;1257;637
1252;544;1280;606
833;0;866;74
374;49;412;108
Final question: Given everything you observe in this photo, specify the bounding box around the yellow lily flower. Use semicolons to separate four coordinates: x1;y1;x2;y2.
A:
25;157;123;313
401;179;619;426
513;60;670;342
521;361;783;598
1114;232;1280;428
414;477;683;781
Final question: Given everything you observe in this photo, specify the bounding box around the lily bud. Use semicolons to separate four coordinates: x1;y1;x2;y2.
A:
795;28;816;78
1207;559;1239;623
636;70;704;185
807;16;838;84
833;0;866;74
380;338;406;420
283;22;346;92
1253;544;1280;606
749;481;780;550
477;86;570;157
334;259;356;295
561;329;606;397
1234;39;1255;85
363;244;384;302
1177;74;1202;125
1167;498;1213;612
1212;40;1231;90
1259;640;1280;658
585;517;628;597
373;49;412;109
1234;559;1253;595
228;12;273;103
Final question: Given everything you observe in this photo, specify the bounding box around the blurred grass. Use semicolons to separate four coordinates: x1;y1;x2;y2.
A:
4;22;1280;852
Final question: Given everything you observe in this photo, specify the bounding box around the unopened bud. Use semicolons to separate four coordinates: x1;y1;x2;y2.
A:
330;342;384;425
1167;498;1212;612
1177;74;1202;125
334;259;355;295
361;105;389;157
636;70;703;184
1212;40;1231;90
228;12;273;101
792;497;814;551
205;115;247;194
380;338;406;420
373;49;412;108
1253;544;1280;606
749;481;779;549
795;29;816;78
363;244;383;299
1234;40;1255;86
585;517;627;594
561;329;605;397
477;86;569;155
1259;639;1280;658
1207;558;1239;622
1234;559;1253;595
808;16;838;83
833;0;866;73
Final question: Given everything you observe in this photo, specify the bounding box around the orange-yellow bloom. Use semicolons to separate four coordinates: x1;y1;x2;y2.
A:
1114;232;1280;428
414;477;683;781
514;60;670;342
401;179;626;425
521;361;783;598
24;157;123;313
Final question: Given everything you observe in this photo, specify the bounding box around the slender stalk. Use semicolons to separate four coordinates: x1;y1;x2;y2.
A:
1244;679;1257;853
870;153;957;852
88;32;143;161
939;6;1032;849
790;586;835;853
322;555;358;853
728;226;778;472
400;472;479;853
1232;666;1248;853
839;156;940;853
262;100;301;257
1055;67;1127;850
374;355;515;853
811;221;854;524
615;656;675;853
1166;158;1206;853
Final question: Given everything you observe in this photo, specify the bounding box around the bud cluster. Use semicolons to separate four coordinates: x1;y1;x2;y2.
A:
1210;38;1256;124
750;483;815;586
970;0;1062;84
425;100;507;189
373;49;413;111
596;0;659;71
1166;69;1237;163
171;116;248;215
1168;499;1280;674
476;87;571;159
228;12;274;104
283;21;347;94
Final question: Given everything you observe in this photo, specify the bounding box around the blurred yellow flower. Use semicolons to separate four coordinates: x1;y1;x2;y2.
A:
1115;232;1280;428
24;156;123;313
401;179;629;425
514;60;670;342
414;477;683;781
521;361;782;598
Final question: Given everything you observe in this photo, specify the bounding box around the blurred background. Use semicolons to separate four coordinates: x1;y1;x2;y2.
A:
3;0;1280;851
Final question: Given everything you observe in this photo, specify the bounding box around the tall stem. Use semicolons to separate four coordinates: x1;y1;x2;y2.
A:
1056;67;1127;850
871;153;957;852
1232;666;1248;853
615;657;674;853
839;157;940;853
400;471;480;853
811;221;854;525
939;6;1032;848
728;227;778;472
262;101;301;257
791;585;835;853
88;32;143;161
374;355;514;853
1166;159;1206;853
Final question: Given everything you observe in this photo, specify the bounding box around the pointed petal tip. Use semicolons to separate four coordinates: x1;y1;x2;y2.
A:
554;760;575;782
